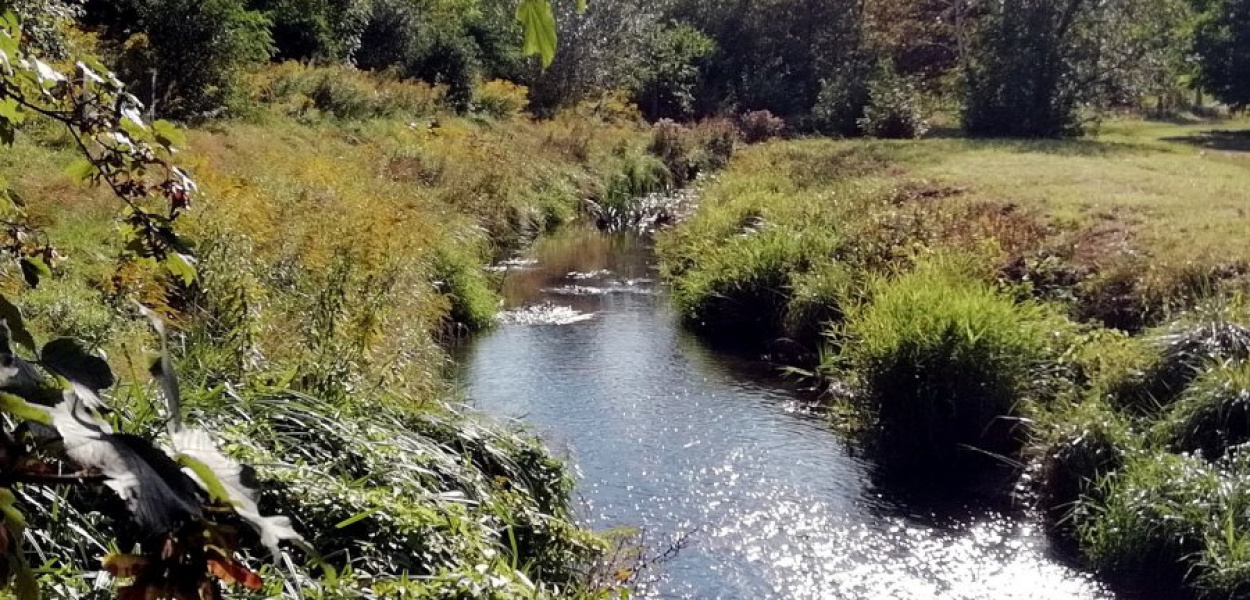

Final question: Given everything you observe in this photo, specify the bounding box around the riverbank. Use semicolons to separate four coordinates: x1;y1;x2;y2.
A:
0;66;734;598
657;118;1250;597
460;225;1115;599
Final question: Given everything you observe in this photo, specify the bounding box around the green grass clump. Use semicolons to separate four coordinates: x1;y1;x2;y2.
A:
670;228;838;344
1076;452;1218;586
434;247;501;334
784;260;855;349
1075;450;1250;597
1112;318;1250;414
832;255;1060;469
1034;399;1137;537
1157;361;1250;460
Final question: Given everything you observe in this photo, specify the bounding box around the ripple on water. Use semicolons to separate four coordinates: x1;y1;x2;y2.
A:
463;229;1116;600
495;302;595;325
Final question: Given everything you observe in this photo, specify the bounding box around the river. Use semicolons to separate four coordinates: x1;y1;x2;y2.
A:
455;227;1118;600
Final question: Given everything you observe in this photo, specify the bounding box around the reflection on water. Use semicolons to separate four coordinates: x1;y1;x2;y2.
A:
457;227;1115;600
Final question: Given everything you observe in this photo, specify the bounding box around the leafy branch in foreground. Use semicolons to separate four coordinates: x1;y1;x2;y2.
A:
0;6;301;599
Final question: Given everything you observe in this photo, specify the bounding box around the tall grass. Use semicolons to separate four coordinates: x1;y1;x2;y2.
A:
0;67;696;598
828;255;1062;470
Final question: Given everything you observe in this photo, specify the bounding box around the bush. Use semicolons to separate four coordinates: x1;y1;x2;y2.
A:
738;110;785;144
474;79;530;120
834;256;1059;469
812;62;870;136
857;66;929;139
689;118;737;172
649;119;695;187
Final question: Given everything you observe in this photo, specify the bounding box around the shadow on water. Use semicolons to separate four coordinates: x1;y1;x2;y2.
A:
456;226;1129;599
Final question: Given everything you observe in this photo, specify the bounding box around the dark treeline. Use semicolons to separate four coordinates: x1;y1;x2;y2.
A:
27;0;1250;133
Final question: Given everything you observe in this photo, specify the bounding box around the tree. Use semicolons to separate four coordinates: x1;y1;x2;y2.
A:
633;22;716;120
247;0;371;62
81;0;273;119
962;0;1191;137
1193;0;1250;109
525;0;659;113
664;0;866;118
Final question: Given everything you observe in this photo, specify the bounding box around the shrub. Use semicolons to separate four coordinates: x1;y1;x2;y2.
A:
834;255;1059;470
649;119;695;187
475;79;530;119
857;66;929;139
119;0;274;119
689;118;737;172
1157;361;1250;460
811;63;870;136
738;110;785;144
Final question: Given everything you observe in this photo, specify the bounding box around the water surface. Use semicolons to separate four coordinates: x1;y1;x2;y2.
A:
456;228;1116;600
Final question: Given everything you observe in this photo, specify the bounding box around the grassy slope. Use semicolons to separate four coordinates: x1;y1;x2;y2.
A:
0;70;668;598
658;118;1250;597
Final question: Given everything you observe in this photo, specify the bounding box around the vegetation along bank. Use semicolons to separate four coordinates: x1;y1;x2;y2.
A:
658;119;1250;597
0;42;732;600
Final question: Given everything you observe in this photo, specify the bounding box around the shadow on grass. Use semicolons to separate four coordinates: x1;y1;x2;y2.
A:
1161;129;1250;153
921;128;1152;157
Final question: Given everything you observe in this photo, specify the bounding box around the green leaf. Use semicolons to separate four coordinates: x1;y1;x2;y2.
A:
0;295;35;353
577;0;587;13
335;508;382;529
517;0;557;68
166;252;197;285
0;393;50;426
177;455;233;504
65;159;95;183
0;97;23;126
152;120;186;149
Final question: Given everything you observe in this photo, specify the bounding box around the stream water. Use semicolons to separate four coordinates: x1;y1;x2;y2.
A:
455;227;1120;600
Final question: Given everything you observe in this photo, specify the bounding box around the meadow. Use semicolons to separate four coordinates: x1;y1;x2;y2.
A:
658;116;1250;598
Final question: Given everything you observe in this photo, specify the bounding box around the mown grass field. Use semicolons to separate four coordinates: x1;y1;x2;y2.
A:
658;117;1250;598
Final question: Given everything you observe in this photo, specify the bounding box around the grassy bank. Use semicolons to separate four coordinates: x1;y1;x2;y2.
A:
658;118;1250;597
0;65;733;598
